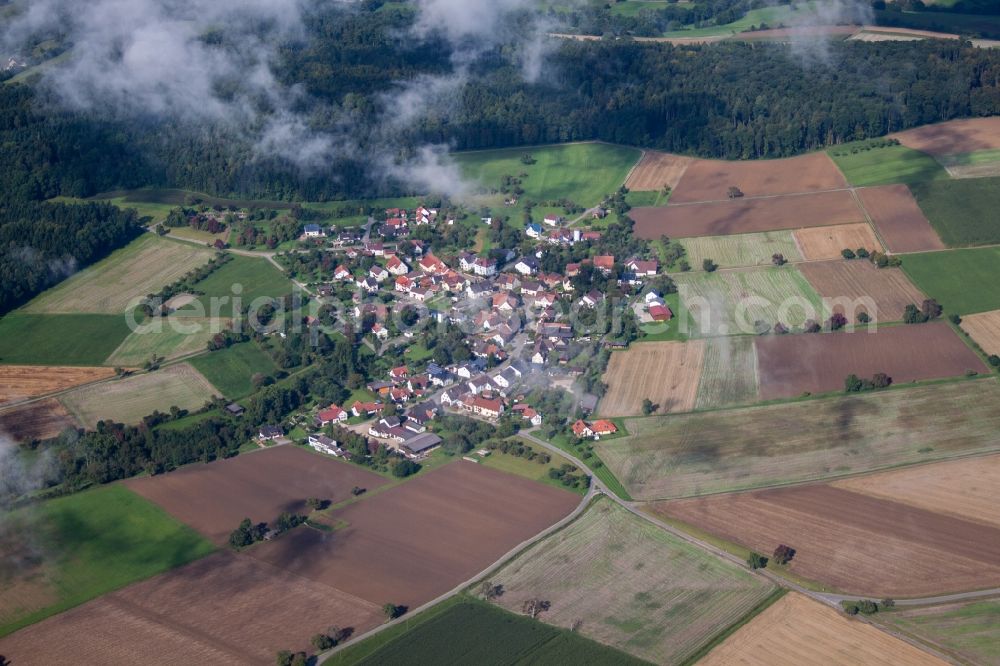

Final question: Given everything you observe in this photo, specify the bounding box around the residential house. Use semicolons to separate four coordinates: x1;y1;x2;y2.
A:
315;404;348;426
514;256;539;275
351;401;384;418
418;254;448;275
400;432;442;458
626;257;658;276
357;276;380;294
462;395;505;419
525;222;543;238
386;255;409;276
258;425;283;441
394;275;414;293
648;304;673;322
571;420;594;438
304;223;325;238
512;404;543;427
371;322;389;340
369;265;389;282
543;214;563;226
308;434;343;456
580;290;604;308
458;252;477;273
389;365;409;381
473;256;498;277
365;241;385;256
594;255;615;274
440;386;465;407
591;420;618;437
468;374;498;395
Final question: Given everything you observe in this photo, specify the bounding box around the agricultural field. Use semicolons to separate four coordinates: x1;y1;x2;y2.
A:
188;341;278;399
700;593;945;666
856;184;945;253
680;230;802;269
59;362;219;428
831;454;1000;529
599;341;705;416
936;148;1000;178
632;190;863;239
0;365;116;405
672;267;824;337
910;177;1000;246
489;499;776;665
104;317;219;366
660;3;825;39
792;222;883;261
694;335;760;410
125;445;389;545
327;598;644;666
624;151;692;191
0;314;132;366
880;599;1000;666
454;143;641;208
0;399;77;441
960;309;1000;355
477;440;588;495
669;152;846;203
893;116;1000;157
0;551;384;666
22;234;215;315
247;462;579;609
177;255;295;319
902;246;1000;315
755;322;985;400
596;379;1000;500
0;485;214;638
827;143;949;187
798;260;926;323
657;481;1000;597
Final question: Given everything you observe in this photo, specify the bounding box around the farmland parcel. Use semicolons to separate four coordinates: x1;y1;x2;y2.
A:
0;365;116;405
105;317;219;366
489;499;776;665
625;151;693;191
669;152;847;203
694;335;759;410
880;598;1000;666
600;341;705;416
700;593;945;666
755;322;984;401
792;222;883;261
0;314;132;366
597;380;1000;500
893;116;1000;157
0;399;77;441
798;260;925;323
960;309;1000;355
657;482;1000;597
680;230;802;269
910;177;1000;246
903;247;1000;315
856;184;945;253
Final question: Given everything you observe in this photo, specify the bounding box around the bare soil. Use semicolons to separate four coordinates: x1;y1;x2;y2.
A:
670;153;847;203
857;185;945;253
960;309;1000;356
799;260;926;323
0;399;77;441
793;222;883;261
893;117;1000;156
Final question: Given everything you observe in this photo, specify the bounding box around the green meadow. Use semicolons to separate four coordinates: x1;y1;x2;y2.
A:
189;340;279;399
902;247;1000;315
828;144;949;187
910;177;1000;247
0;314;131;366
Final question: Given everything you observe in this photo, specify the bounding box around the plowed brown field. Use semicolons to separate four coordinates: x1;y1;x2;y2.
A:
125;445;388;545
960;309;1000;356
656;484;1000;597
700;592;945;666
247;461;579;609
793;222;883;261
857;185;945;252
0;399;77;441
799;260;926;322
632;190;863;239
755;322;985;400
670;153;847;203
600;341;705;416
0;365;117;405
625;151;693;191
0;552;383;666
832;454;1000;529
893;117;1000;157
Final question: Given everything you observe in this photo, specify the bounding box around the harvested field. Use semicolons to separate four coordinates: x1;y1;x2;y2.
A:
490;498;776;665
755;322;985;400
632;190;863;239
736;25;860;40
893;116;1000;157
625;151;693;191
59;362;218;428
0;399;77;441
599;341;705;416
700;592;945;666
673;267;824;337
657;484;1000;597
105;317;219;366
125;445;388;545
681;230;802;269
0;551;384;666
848;30;925;41
669;153;847;203
937;148;1000;178
248;461;579;609
798;260;926;323
596;380;1000;500
694;335;759;410
0;365;116;405
832;454;1000;529
881;598;1000;666
23;235;215;314
793;223;883;261
960;309;1000;355
857;184;945;253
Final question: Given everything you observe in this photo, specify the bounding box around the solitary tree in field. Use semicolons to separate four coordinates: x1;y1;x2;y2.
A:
747;552;768;570
841;248;856;260
772;544;796;565
702;258;718;272
771;253;786;266
522;598;551;619
727;186;743;199
641;398;658;416
383;603;406;620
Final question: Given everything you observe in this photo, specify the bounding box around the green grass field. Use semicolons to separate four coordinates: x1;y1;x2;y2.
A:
880;599;1000;665
180;255;295;318
910;177;1000;247
489;498;776;664
680;231;802;270
938;148;1000;168
454;143;641;209
0;314;132;366
477;440;588;495
325;596;645;666
188;341;278;398
22;235;215;315
672;267;824;337
902;247;1000;315
661;2;813;37
0;485;214;637
105;317;218;366
694;335;760;410
828;144;949;187
597;379;1000;500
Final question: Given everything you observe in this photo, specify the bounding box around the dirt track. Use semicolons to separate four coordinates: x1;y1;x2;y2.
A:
632;190;863;239
669;153;847;203
755;322;986;400
857;185;945;253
